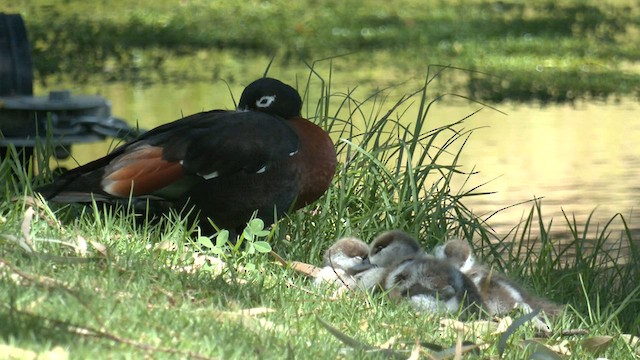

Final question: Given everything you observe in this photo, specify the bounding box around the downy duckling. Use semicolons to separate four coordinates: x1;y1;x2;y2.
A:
349;230;424;291
314;236;370;288
367;230;423;267
382;255;485;318
434;238;563;317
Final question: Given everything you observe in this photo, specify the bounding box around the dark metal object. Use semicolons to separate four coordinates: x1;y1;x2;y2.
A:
0;13;32;96
0;13;141;161
0;90;139;146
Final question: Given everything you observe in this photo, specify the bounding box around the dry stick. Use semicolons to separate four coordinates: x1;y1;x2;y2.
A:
21;207;35;246
270;250;321;277
10;308;218;360
25;194;64;230
534;329;590;338
454;331;463;360
0;257;78;294
284;279;323;297
407;339;422;360
2;233;101;263
4;205;100;263
273;251;356;300
269;250;287;266
0;256;103;327
327;256;357;290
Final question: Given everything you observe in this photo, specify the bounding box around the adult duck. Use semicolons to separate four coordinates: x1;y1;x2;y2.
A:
37;78;337;234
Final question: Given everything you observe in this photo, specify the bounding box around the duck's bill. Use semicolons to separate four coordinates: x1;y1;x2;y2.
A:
348;257;376;274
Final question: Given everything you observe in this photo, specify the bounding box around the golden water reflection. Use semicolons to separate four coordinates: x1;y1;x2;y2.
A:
41;81;639;242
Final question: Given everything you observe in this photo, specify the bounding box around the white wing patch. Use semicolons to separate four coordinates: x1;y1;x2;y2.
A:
256;95;276;108
199;171;220;180
195;165;270;179
459;255;476;273
182;160;220;180
497;279;525;303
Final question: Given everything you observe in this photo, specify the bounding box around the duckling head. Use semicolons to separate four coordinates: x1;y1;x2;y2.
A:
322;236;369;270
433;238;476;273
384;255;484;317
368;230;422;267
348;230;422;275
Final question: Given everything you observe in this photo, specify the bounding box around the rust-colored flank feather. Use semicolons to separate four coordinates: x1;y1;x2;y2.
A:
101;145;184;197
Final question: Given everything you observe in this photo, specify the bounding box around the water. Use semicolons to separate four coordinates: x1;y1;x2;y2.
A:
440;100;640;242
40;80;640;244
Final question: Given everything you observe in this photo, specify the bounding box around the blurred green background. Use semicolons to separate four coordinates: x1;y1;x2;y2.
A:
6;0;640;102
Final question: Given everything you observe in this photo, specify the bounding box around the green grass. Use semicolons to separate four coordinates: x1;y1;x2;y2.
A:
1;67;639;359
5;0;640;102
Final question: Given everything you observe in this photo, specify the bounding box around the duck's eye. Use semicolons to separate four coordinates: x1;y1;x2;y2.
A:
256;95;276;108
373;245;384;254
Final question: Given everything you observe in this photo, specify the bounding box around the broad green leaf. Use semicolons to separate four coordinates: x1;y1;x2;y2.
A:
249;218;265;231
520;340;564;360
316;316;408;359
316;316;374;350
581;336;614;356
241;229;254;242
216;230;229;247
253;241;272;253
433;342;482;359
498;309;541;357
256;230;270;237
245;243;256;255
197;236;214;249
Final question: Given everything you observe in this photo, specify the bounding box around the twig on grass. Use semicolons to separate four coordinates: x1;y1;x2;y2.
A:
0;256;103;326
8;307;218;360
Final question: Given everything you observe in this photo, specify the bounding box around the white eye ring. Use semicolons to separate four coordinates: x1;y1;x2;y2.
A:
256;95;276;108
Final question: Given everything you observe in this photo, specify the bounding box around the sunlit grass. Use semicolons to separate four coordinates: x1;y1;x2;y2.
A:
1;67;639;358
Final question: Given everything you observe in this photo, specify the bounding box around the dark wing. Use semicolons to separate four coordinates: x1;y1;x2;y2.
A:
40;110;299;200
156;111;299;178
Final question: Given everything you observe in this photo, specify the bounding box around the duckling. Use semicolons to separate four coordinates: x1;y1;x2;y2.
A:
433;238;477;273
314;236;370;288
322;236;370;270
349;230;424;291
382;255;485;318
434;239;563;317
367;230;423;267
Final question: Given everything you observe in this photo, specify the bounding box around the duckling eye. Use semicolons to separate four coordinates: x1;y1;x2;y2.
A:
373;245;384;255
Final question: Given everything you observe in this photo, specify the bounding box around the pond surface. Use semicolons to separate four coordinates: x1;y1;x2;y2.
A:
38;77;640;244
